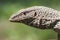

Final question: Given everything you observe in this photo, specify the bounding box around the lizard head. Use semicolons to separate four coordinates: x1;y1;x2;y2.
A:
9;8;37;23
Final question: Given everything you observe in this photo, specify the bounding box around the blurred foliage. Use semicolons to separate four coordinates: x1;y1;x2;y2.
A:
0;0;60;40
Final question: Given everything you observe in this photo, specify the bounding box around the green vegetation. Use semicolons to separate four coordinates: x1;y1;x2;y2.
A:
0;0;60;40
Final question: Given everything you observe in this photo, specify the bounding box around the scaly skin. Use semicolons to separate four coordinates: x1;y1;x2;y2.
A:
9;6;60;30
9;6;60;40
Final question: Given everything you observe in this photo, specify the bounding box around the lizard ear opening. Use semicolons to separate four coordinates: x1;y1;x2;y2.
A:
34;12;37;16
23;12;26;15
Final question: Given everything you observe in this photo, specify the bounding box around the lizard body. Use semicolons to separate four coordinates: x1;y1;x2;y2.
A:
9;6;60;32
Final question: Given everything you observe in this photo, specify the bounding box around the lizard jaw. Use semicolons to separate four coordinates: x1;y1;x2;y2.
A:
9;17;16;22
9;18;22;23
9;17;23;23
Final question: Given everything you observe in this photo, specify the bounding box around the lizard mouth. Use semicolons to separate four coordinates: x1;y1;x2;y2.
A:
9;19;23;23
9;18;22;23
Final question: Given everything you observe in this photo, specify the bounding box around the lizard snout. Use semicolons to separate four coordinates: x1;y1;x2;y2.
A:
9;17;15;22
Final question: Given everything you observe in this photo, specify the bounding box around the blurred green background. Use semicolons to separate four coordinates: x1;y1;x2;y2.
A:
1;0;60;40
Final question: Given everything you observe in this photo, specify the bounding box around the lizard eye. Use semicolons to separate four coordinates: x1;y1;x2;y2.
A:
23;12;26;15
